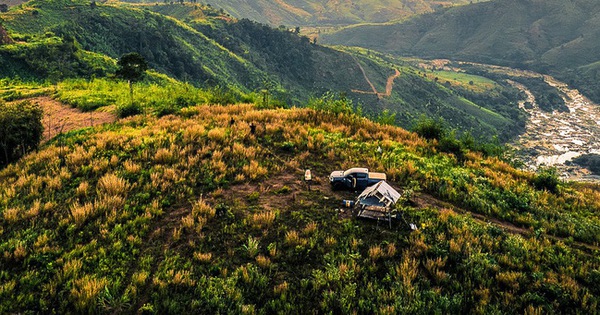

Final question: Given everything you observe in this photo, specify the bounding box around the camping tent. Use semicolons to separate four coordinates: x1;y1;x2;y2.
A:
355;181;401;226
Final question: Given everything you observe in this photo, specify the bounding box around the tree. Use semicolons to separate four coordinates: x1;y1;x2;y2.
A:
0;101;44;168
116;52;148;106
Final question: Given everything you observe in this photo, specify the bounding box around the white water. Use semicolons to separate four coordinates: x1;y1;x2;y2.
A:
507;71;600;180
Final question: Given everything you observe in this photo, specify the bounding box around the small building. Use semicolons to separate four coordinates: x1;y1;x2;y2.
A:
355;181;401;227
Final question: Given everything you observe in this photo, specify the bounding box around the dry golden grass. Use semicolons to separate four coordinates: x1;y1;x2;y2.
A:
75;181;89;198
251;211;276;228
284;230;306;247
154;148;174;164
192;198;215;219
70;202;95;225
96;173;129;197
207;127;227;142
385;243;396;257
70;275;108;311
181;214;194;229
368;245;383;261
302;222;317;235
324;236;337;247
255;255;271;269
424;256;447;283
3;207;20;223
496;271;522;290
194;252;212;263
273;281;289;295
396;253;418;288
243;160;268;180
132;271;149;287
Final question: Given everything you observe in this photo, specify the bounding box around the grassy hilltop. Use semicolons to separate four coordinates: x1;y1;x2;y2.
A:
0;96;599;313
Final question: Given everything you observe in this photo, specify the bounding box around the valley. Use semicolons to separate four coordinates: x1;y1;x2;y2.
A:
465;62;600;181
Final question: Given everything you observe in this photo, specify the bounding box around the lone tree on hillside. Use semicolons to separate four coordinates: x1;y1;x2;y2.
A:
0;101;43;168
116;52;148;106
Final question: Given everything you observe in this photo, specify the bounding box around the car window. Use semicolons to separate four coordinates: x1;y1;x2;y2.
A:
356;173;367;179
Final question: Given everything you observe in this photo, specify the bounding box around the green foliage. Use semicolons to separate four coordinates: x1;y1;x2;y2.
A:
532;167;561;194
0;100;43;167
307;92;357;115
570;154;600;175
322;0;600;104
117;101;143;118
116;52;148;84
413;115;446;140
0;35;114;81
375;109;397;125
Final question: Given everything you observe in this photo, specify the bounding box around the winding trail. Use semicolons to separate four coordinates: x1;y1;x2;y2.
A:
350;56;400;99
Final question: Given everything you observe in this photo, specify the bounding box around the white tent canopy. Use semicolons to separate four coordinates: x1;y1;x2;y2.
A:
356;181;401;208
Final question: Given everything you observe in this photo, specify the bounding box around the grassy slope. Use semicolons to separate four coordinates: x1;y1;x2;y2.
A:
321;0;600;102
1;0;266;90
0;103;599;313
0;0;525;140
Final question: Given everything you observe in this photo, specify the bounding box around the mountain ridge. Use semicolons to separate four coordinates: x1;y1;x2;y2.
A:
321;0;600;102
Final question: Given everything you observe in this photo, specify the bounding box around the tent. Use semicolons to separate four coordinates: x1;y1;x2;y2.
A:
355;181;402;227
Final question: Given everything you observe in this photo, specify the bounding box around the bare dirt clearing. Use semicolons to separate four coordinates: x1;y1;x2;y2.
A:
24;96;117;142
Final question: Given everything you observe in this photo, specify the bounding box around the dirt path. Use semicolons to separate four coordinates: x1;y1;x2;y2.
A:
351;56;379;96
383;68;401;97
23;96;117;142
413;192;600;253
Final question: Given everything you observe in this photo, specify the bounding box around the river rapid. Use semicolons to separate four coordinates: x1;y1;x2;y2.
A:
472;63;600;181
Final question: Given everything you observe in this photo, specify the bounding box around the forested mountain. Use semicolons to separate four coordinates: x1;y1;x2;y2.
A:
121;0;485;27
0;0;525;139
322;0;600;102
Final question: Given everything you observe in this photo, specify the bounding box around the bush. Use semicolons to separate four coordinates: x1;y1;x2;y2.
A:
117;102;143;118
307;92;357;115
412;115;446;140
0;100;43;167
531;167;560;193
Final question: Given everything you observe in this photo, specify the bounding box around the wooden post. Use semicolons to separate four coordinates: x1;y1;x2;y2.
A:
304;169;312;191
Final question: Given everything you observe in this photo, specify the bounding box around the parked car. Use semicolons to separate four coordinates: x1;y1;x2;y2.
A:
329;167;386;191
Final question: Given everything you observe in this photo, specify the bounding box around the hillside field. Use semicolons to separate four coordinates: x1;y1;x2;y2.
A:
0;96;599;313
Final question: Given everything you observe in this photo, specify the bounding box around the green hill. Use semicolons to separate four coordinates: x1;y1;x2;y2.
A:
321;0;600;102
0;0;527;140
1;102;599;313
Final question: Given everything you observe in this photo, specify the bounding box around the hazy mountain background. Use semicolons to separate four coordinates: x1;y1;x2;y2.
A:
322;0;600;102
119;0;486;27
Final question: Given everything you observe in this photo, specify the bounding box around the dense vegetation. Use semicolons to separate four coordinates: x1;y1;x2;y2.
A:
0;0;530;140
1;102;598;313
571;154;600;176
0;100;43;167
322;0;600;103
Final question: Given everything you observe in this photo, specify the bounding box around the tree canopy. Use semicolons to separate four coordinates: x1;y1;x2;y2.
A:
116;52;148;83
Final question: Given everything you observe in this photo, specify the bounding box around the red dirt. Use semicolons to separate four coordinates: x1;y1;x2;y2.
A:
25;96;117;142
351;60;400;99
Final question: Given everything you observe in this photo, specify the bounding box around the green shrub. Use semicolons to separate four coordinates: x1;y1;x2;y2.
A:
413;115;446;140
0;100;43;167
532;167;561;193
117;102;143;118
